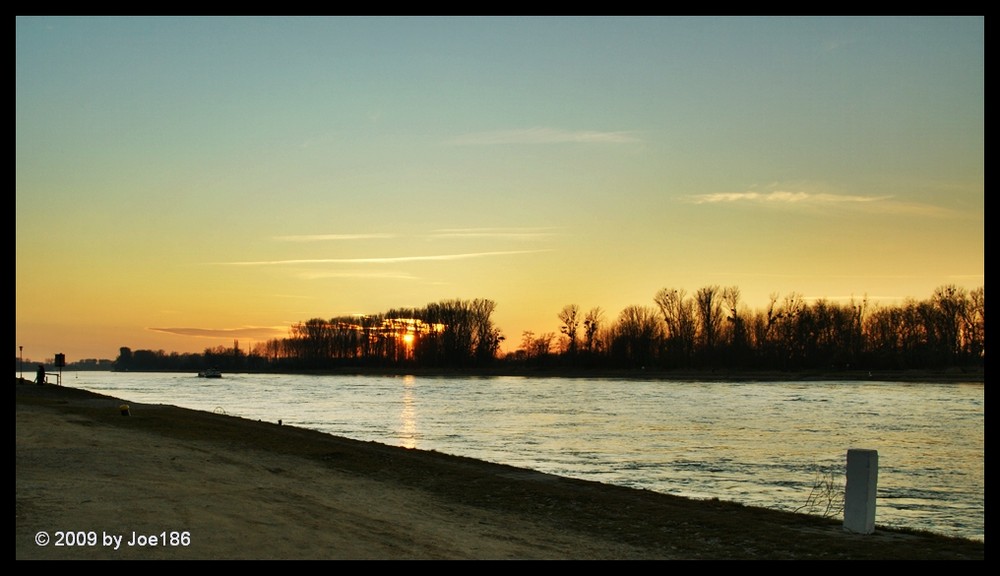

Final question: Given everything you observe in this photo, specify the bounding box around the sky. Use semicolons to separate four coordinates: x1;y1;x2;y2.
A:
16;16;984;362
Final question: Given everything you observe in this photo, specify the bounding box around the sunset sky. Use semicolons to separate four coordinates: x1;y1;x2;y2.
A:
16;16;984;362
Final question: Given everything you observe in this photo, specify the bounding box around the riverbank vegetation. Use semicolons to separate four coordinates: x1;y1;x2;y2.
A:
89;284;983;377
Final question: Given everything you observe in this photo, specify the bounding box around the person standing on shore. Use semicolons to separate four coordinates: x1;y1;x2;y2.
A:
35;364;45;385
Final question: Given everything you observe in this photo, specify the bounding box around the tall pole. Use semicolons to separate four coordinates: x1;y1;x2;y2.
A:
19;346;23;379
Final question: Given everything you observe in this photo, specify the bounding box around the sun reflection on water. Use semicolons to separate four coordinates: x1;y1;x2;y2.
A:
399;375;418;449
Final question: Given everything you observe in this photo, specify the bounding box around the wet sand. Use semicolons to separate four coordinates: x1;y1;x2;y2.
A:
15;378;984;560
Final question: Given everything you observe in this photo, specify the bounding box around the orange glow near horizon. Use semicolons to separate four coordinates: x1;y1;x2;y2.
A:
15;17;983;363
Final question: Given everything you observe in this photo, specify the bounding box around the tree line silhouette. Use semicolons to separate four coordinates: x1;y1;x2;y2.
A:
109;284;983;374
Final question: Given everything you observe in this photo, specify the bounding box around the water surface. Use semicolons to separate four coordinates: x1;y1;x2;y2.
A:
56;371;984;542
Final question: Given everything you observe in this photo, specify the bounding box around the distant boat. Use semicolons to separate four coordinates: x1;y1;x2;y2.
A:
198;368;222;378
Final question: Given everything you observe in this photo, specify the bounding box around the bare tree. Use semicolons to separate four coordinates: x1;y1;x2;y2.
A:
518;331;555;359
721;286;749;364
291;318;334;365
775;292;806;368
583;306;605;353
963;287;985;361
534;333;557;358
520;331;537;355
558;304;580;356
654;288;696;365
470;298;503;363
932;285;967;361
695;285;725;356
610;305;664;367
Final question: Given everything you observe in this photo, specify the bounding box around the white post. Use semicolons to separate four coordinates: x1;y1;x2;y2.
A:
843;448;878;534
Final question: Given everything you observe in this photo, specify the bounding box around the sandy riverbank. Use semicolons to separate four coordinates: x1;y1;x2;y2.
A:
15;378;983;560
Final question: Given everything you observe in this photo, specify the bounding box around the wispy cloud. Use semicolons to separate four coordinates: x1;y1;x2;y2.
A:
296;270;419;280
275;228;561;242
273;233;396;242
686;191;889;205
148;326;288;339
685;189;962;217
449;127;640;145
217;249;553;266
429;227;562;240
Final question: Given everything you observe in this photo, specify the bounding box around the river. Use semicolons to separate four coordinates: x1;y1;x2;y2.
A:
52;371;984;542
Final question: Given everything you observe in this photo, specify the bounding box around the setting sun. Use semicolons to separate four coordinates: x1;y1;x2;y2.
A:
15;17;983;363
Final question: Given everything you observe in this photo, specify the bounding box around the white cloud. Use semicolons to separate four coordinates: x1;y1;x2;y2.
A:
685;189;961;217
218;249;553;266
686;191;889;205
